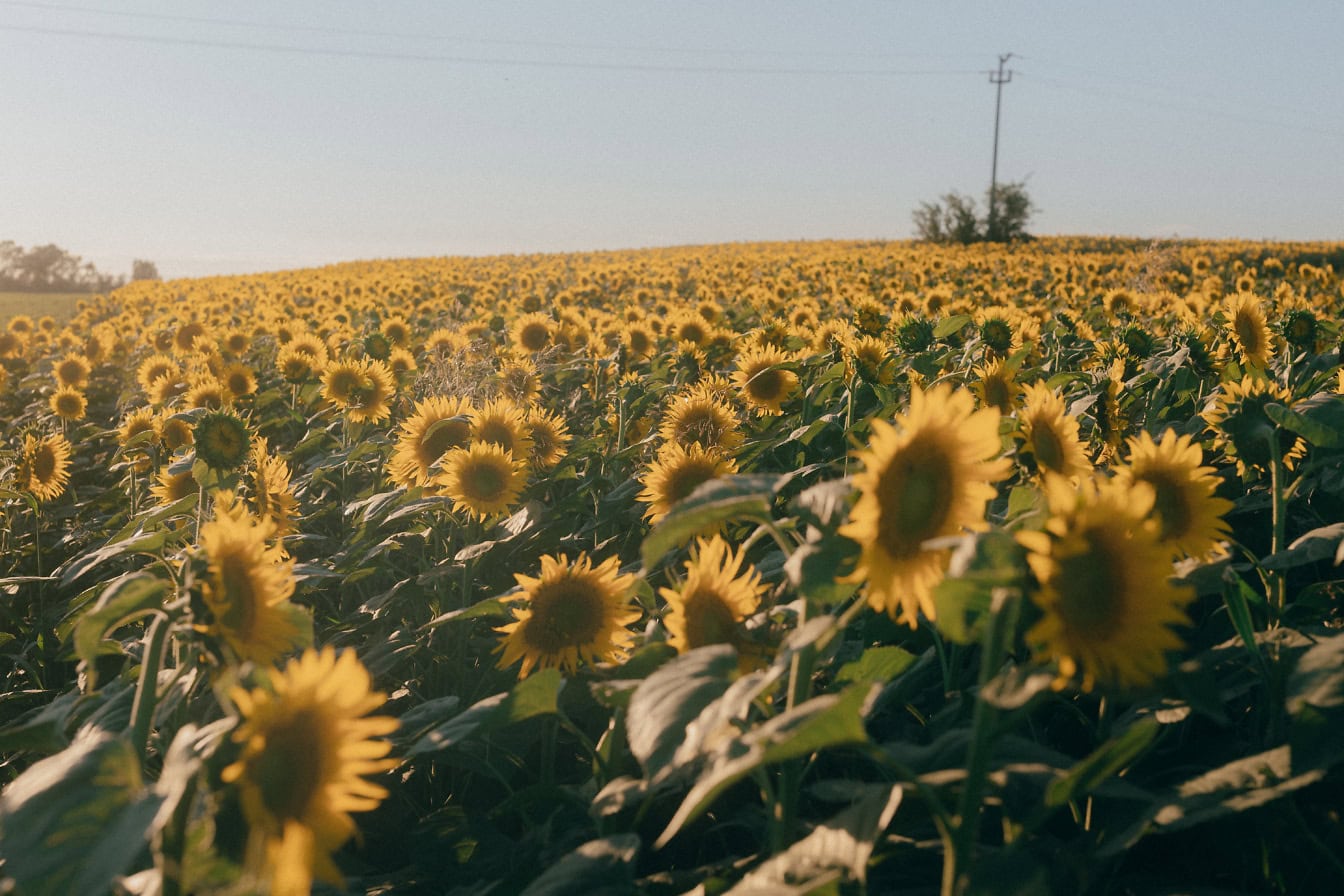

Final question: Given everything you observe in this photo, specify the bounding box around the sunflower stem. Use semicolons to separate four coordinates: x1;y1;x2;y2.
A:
1265;433;1287;621
944;587;1020;896
129;612;171;757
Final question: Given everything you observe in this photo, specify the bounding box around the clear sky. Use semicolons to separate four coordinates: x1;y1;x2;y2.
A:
3;1;1341;279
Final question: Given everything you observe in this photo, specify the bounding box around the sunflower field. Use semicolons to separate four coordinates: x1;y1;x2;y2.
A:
2;237;1344;895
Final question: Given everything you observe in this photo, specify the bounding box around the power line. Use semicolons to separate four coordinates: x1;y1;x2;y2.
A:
987;53;1015;238
0;0;981;62
0;22;985;77
1027;75;1344;140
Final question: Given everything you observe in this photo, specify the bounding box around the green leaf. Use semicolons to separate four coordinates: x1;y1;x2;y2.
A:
935;314;973;339
1149;744;1326;833
626;645;738;780
0;690;81;754
783;536;860;606
1286;630;1344;714
640;474;781;569
518;834;640;896
73;574;169;685
788;478;854;529
421;595;514;631
405;668;564;757
1265;394;1344;447
1220;569;1265;668
835;646;917;686
1260;522;1344;570
0;730;164;896
58;527;188;588
656;683;877;848
725;783;902;895
1045;717;1160;808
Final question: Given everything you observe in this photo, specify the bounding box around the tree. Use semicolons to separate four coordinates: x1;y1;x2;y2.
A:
131;259;160;281
912;180;1036;244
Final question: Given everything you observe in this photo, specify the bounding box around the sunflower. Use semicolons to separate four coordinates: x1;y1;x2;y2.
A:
622;321;657;361
839;384;1011;627
53;353;92;389
321;358;394;424
470;398;534;460
173;320;211;354
1016;382;1092;480
251;438;300;539
495;553;641;678
1114;429;1233;559
847;335;895;386
222;362;258;399
660;535;765;654
657;391;744;453
525;408;572;471
1203;375;1306;477
185;376;229;410
148;373;188;406
221;647;397;896
381;315;412;348
150;466;198;506
160;412;195;452
0;331;25;359
972;358;1021;414
637;442;739;524
137;353;181;395
436;442;527;520
511;312;553;353
195;410;252;472
197;492;308;665
49;385;87;421
495;356;542;406
221;327;251;356
1279;307;1320;355
118;407;160;471
731;345;797;416
1019;475;1193;691
976;310;1019;358
276;345;320;384
17;432;73;502
1223;291;1273;369
387;396;474;489
387;347;417;381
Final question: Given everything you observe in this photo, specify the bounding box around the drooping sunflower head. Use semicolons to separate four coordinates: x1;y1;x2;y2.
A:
49;385;87;422
221;647;398;896
659;535;765;654
197;491;306;666
1016;381;1092;481
17;432;73;503
637;441;739;524
1223;291;1273;369
525;408;572;471
971;358;1021;414
1203;375;1305;477
839;384;1011;627
657;391;744;454
195;410;252;472
1114;428;1233;559
495;553;641;678
435;441;527;519
894;315;936;354
1019;475;1194;691
388;395;475;489
731;345;798;416
977;311;1018;358
1279;307;1320;355
53;353;92;389
847;335;895;386
251;438;299;539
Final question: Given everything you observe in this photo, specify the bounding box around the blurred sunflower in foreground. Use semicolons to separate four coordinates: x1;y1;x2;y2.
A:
495;552;640;678
1019;475;1193;691
222;647;398;896
840;384;1011;627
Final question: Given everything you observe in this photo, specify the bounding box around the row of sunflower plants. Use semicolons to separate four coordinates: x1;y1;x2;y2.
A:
1;237;1343;895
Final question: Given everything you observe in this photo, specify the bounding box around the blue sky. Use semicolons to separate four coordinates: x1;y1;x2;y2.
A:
3;1;1341;279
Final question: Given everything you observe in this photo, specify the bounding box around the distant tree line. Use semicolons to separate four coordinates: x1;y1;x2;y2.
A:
0;240;158;293
912;181;1036;245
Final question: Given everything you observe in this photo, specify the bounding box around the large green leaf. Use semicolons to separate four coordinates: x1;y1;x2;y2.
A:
724;783;903;894
1265;394;1344;448
640;474;781;569
0;730;164;896
625;645;739;780
1045;717;1160;808
73;573;169;686
518;834;640;896
656;683;877;848
405;668;564;757
1286;630;1344;714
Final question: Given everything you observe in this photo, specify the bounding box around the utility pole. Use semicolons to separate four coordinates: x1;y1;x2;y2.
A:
987;53;1014;240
